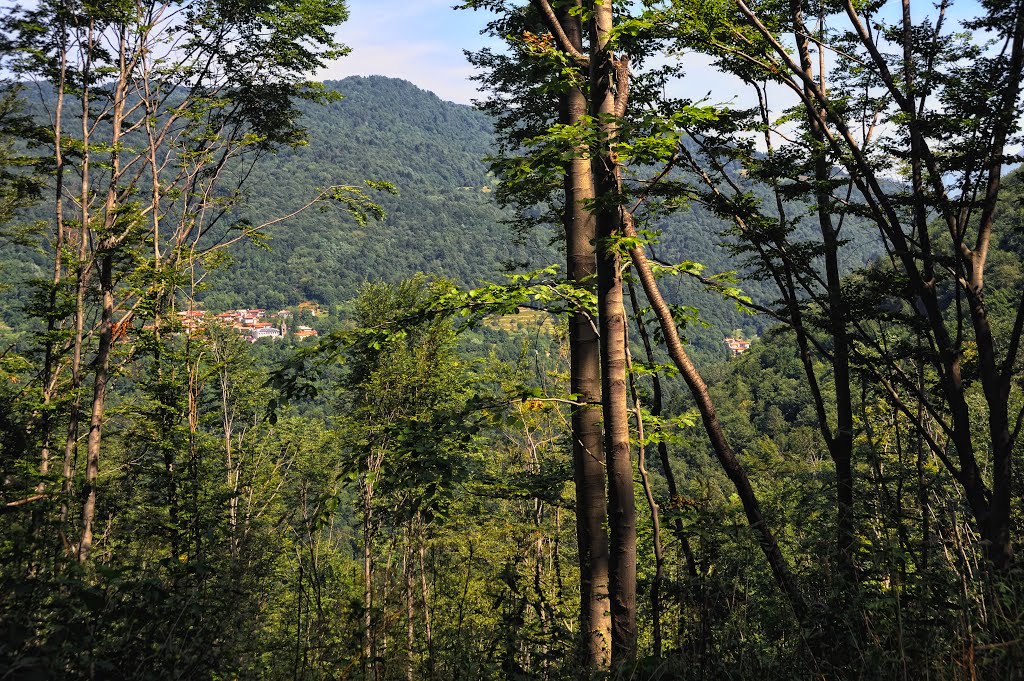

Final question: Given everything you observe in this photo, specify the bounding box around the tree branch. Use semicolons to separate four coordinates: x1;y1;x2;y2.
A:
531;0;589;65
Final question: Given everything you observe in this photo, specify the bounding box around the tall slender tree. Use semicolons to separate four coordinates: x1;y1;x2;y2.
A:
468;0;812;664
557;2;613;668
5;0;381;559
464;0;614;668
586;0;638;665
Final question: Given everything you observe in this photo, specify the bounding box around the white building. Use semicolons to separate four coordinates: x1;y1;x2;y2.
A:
247;326;282;341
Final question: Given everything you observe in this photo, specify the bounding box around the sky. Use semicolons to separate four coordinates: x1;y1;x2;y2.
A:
318;1;771;109
319;0;498;105
316;0;999;156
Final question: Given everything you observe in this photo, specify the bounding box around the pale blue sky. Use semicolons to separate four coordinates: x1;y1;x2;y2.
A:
319;0;498;104
319;1;762;109
319;0;986;116
320;0;781;116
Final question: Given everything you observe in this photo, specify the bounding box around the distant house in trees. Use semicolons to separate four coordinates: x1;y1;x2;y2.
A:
724;337;751;356
207;306;309;341
294;325;318;340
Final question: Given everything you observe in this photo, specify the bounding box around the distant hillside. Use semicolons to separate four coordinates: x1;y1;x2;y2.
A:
0;76;881;357
205;76;546;309
202;76;794;355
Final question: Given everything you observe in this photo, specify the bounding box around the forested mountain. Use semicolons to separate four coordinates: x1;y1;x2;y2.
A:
0;75;879;357
194;75;780;354
206;77;536;309
210;77;885;353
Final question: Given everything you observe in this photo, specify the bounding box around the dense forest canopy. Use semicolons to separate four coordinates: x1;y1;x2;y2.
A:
0;75;886;357
1;0;1023;679
0;75;869;357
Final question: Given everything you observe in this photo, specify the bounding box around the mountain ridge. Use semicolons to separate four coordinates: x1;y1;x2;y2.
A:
216;75;770;355
0;75;858;357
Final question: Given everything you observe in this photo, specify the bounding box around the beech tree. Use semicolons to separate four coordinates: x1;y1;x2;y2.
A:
465;1;613;668
466;0;808;669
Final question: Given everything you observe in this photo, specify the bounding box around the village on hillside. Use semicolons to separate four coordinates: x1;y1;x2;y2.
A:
173;301;322;343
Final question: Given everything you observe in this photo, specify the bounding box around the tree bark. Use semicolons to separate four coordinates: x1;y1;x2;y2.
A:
790;0;856;584
590;1;637;666
626;221;808;622
624;335;664;658
556;2;612;671
39;23;68;493
78;25;128;561
417;533;433;674
363;473;375;681
61;21;95;541
405;536;415;681
77;254;112;561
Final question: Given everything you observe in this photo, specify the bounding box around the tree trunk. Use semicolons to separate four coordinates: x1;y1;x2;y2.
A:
626;224;808;621
77;254;112;561
790;0;857;584
405;537;415;681
39;27;68;492
78;27;128;561
971;293;1015;569
625;336;664;658
590;1;637;666
557;2;612;671
363;476;375;681
418;534;433;674
61;25;95;539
